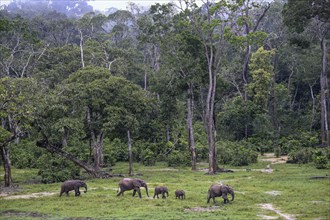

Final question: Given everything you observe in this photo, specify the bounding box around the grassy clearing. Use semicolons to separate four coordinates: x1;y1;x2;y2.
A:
1;155;329;220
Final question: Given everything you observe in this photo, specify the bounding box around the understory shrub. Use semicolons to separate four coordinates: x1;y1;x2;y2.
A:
165;150;191;167
11;140;45;168
37;153;81;183
217;141;258;166
287;147;329;168
287;148;314;164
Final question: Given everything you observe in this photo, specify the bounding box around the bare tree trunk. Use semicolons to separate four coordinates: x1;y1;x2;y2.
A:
79;29;85;69
309;84;316;132
205;47;217;175
86;107;104;170
1;145;12;187
187;85;196;170
36;139;100;178
320;38;329;148
128;130;133;176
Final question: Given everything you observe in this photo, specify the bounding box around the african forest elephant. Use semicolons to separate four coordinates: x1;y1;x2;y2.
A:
60;180;87;197
175;189;185;199
153;186;169;199
207;184;234;204
117;178;149;198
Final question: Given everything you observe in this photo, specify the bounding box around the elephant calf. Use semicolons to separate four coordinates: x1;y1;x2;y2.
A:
207;184;234;204
153;186;169;199
60;180;87;197
175;189;185;199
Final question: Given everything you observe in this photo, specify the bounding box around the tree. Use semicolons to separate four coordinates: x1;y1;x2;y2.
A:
283;0;330;148
36;67;148;177
0;77;38;186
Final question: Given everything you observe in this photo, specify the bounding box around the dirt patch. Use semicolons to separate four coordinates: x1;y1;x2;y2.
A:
261;154;288;164
257;214;279;219
1;210;50;218
259;203;296;220
184;206;220;212
1;192;56;200
265;191;281;196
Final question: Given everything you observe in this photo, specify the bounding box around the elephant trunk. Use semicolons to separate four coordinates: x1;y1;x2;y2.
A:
83;184;88;193
145;186;149;197
230;191;234;201
207;190;211;203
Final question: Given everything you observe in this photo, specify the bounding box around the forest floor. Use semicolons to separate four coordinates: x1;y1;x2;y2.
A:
1;154;329;220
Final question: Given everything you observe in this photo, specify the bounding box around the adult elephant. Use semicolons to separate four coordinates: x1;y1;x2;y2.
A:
207;184;234;204
117;178;149;198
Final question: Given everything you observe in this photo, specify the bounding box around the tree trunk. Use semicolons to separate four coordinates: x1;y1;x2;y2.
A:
1;144;12;187
320;38;329;148
36;139;100;178
86;107;104;170
205;47;218;175
127;130;133;176
93;131;104;170
79;29;85;69
187;85;196;170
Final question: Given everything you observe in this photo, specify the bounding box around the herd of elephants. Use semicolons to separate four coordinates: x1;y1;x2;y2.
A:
59;178;235;204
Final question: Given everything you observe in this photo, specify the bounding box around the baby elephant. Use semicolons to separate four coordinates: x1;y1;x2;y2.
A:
60;180;87;197
207;184;234;204
175;189;185;199
153;186;169;199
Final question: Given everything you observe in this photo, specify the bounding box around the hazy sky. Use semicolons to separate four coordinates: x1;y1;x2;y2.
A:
0;0;204;11
89;0;176;11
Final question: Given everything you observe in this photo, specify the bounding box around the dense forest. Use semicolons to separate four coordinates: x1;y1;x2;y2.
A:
0;0;329;186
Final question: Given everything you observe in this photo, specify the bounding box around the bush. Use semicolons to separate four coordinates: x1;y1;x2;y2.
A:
165;150;191;167
218;141;258;166
287;148;315;164
141;148;156;166
314;156;328;169
11;140;45;168
37;153;81;183
313;149;329;169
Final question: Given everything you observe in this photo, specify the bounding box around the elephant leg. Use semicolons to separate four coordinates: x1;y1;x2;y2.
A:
74;186;80;196
66;192;69;197
222;193;228;204
132;190;137;197
137;188;142;198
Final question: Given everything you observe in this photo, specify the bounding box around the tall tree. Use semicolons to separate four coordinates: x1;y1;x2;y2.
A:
180;0;237;174
283;0;330;148
0;77;38;186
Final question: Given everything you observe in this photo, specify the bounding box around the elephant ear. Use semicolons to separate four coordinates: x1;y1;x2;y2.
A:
132;179;142;187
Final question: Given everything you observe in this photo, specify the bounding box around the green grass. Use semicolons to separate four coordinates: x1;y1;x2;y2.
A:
1;157;329;220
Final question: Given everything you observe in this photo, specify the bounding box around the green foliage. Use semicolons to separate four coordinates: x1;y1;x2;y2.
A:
218;96;255;140
11;140;45;169
104;138;127;164
217;141;258;166
165;150;191;167
313;148;329;169
37;153;81;183
248;47;275;112
287;147;315;164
